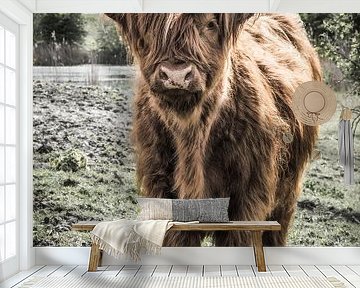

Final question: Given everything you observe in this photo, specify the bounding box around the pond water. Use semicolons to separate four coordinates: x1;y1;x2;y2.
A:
33;65;136;89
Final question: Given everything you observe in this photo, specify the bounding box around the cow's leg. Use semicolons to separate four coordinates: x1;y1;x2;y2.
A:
263;202;296;246
133;101;177;199
262;179;302;246
262;124;318;247
163;231;204;247
214;230;252;246
214;196;272;247
136;140;176;199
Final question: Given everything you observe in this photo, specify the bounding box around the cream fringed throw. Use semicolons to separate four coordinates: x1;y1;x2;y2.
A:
90;220;173;261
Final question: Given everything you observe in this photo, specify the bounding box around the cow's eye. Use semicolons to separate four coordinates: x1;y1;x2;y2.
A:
206;19;218;30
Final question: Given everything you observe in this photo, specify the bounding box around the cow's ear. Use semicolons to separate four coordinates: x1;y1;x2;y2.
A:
105;13;130;36
104;14;140;56
217;13;254;45
105;13;134;44
105;13;126;24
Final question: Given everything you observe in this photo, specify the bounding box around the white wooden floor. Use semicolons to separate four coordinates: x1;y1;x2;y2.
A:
1;265;360;288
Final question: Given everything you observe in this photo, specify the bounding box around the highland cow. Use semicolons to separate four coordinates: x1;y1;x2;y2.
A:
106;13;321;247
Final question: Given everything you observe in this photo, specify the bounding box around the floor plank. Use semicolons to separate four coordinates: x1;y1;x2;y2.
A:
187;266;203;277
31;266;61;277
82;266;108;278
221;265;238;277
169;265;187;277
332;266;360;288
101;265;124;277
317;265;354;288
152;266;172;277
117;265;140;277
300;265;324;277
0;266;45;288
268;265;289;277
283;265;307;277
203;265;221;277
236;265;255;277
49;266;76;277
252;265;272;277
349;266;360;276
66;266;88;277
135;265;156;277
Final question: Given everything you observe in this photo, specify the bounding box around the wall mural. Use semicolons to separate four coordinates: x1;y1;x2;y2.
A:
33;13;360;247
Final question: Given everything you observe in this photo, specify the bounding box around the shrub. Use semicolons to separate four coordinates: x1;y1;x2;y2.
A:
50;149;87;172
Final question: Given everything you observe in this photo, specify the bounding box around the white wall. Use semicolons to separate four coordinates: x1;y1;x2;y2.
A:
1;0;360;273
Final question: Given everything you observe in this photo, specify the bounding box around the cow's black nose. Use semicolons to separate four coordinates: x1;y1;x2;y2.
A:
158;62;194;89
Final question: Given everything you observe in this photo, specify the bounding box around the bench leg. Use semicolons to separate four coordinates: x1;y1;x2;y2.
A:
88;242;102;272
251;231;266;272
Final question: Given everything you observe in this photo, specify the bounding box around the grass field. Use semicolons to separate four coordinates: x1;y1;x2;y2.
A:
33;74;360;247
288;106;360;246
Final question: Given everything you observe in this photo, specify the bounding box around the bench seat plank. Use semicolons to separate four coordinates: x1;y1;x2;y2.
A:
72;221;281;232
171;221;280;231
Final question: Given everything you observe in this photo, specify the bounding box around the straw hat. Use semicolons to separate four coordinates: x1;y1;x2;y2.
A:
291;81;337;126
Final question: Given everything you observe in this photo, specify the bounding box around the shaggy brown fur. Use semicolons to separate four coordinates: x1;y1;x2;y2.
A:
106;13;321;247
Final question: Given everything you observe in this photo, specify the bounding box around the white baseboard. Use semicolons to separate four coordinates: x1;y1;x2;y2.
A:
35;247;360;266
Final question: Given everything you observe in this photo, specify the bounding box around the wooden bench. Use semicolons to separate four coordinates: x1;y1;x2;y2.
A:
72;221;281;273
